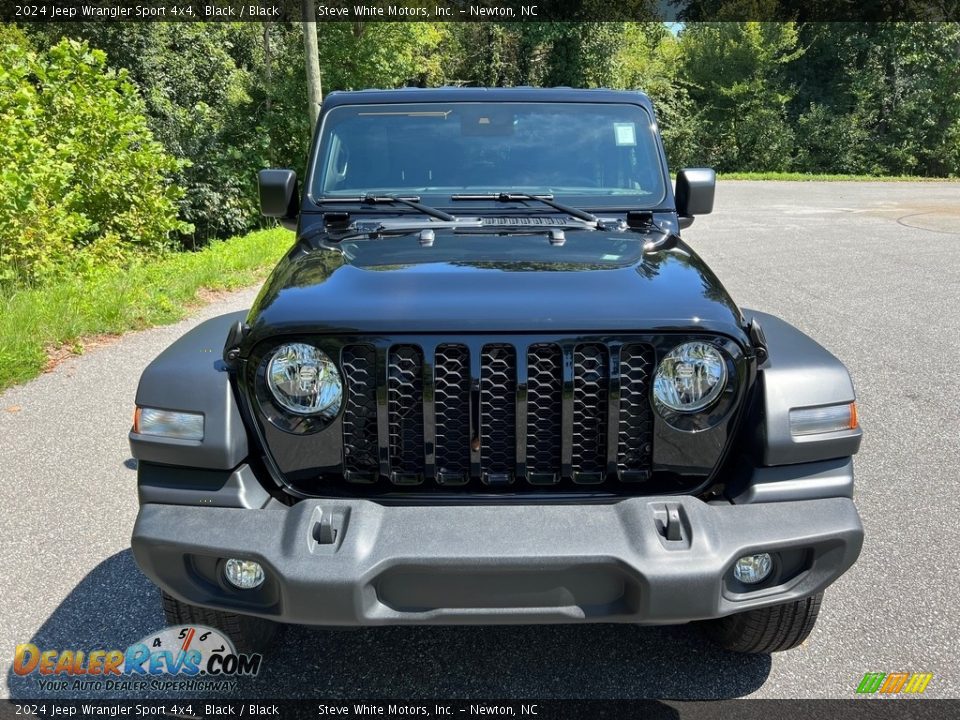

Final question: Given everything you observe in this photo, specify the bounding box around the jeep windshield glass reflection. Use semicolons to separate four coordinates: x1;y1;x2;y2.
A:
311;102;666;206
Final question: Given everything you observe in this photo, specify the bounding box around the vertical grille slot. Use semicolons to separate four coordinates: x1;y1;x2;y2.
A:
572;344;609;483
526;344;562;483
618;344;655;481
387;345;425;483
434;344;471;485
480;344;516;483
341;345;378;482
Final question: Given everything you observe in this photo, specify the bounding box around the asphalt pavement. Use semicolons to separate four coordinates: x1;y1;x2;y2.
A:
2;181;958;700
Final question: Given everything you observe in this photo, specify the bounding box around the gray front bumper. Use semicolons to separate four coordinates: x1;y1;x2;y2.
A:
132;496;862;626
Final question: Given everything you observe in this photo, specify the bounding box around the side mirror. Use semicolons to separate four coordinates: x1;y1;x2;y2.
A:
258;169;299;230
675;168;716;220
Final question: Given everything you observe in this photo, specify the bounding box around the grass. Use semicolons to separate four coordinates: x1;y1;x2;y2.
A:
718;171;954;182
0;227;290;393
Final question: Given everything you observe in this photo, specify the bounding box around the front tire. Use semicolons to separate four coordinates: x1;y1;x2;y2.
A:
701;593;823;653
161;591;277;654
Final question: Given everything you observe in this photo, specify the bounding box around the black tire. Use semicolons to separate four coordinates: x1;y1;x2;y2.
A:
161;591;277;654
701;592;823;654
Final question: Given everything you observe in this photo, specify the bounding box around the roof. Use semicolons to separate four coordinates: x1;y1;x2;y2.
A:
321;87;655;112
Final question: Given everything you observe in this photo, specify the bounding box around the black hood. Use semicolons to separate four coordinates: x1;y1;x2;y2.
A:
244;228;748;348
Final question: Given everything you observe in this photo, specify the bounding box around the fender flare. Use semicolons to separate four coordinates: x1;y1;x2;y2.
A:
745;310;862;466
129;312;248;470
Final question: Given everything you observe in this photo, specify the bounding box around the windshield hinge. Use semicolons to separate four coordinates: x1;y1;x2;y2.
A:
749;318;769;365
626;210;654;228
222;320;248;369
323;211;350;227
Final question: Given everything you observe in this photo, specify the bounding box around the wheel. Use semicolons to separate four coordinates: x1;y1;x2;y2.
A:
701;592;823;653
161;591;277;654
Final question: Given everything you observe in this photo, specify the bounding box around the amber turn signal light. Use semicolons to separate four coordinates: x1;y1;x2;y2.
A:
789;402;859;436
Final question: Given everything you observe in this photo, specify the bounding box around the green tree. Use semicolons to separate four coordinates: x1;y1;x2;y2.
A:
791;23;960;176
26;22;265;244
0;33;185;285
679;22;802;171
541;23;630;88
445;23;530;86
316;23;450;91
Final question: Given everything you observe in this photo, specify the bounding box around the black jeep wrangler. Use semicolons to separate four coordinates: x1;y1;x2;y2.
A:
130;88;863;654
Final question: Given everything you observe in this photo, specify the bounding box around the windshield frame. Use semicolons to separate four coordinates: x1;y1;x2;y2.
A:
304;100;673;213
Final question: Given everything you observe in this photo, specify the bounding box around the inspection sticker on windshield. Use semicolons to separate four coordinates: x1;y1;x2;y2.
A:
614;123;636;146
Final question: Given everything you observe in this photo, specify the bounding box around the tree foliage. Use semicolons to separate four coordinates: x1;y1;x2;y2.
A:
0;31;185;285
26;22;267;244
790;23;960;176
678;22;802;171
317;23;448;90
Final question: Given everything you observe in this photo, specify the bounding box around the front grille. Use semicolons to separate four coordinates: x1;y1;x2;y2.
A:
340;339;655;489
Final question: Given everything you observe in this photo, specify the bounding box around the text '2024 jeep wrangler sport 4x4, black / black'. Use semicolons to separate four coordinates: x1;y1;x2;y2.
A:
130;88;864;655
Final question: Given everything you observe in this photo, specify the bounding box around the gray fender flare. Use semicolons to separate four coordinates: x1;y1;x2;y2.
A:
746;310;862;467
129;312;248;470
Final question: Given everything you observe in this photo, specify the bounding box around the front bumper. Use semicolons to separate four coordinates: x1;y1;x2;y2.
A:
131;494;863;626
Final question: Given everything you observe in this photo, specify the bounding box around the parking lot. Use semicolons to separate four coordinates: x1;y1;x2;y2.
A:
2;180;958;699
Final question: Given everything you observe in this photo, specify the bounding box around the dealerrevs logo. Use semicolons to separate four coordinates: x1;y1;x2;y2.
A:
13;625;261;692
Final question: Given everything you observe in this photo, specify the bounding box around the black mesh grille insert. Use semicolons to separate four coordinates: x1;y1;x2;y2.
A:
572;344;609;480
480;344;517;479
526;344;562;480
434;344;471;482
618;344;655;479
341;345;378;479
387;345;424;480
334;338;657;489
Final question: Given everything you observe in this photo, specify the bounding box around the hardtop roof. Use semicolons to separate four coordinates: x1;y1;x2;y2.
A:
321;87;655;113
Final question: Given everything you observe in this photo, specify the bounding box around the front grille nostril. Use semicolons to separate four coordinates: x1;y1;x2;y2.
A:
526;344;562;482
572;344;609;482
619;344;655;480
434;344;470;484
480;344;517;481
341;345;378;481
387;345;425;482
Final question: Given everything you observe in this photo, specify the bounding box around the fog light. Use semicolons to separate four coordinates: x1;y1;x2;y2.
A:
733;553;773;585
224;559;264;590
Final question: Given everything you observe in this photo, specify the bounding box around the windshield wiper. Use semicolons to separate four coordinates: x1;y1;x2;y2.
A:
450;192;600;226
317;194;455;222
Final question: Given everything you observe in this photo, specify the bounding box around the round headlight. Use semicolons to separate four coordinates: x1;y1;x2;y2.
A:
266;343;342;417
653;342;727;413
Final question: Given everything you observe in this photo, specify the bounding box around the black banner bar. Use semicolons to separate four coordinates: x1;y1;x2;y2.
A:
1;700;957;720
3;0;960;23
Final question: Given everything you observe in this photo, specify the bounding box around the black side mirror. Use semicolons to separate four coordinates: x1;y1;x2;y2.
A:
258;169;299;230
675;168;716;218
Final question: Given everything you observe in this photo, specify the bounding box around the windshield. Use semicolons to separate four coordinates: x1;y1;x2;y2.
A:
311;102;667;207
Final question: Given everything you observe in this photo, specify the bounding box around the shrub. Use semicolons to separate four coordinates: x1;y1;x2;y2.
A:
0;35;188;286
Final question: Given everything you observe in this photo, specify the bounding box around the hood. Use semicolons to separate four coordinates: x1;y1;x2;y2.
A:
245;229;748;346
